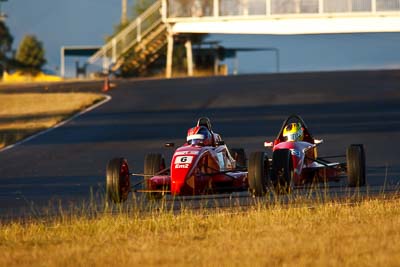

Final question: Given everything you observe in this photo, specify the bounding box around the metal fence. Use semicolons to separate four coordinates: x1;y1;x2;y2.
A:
166;0;400;17
89;1;162;65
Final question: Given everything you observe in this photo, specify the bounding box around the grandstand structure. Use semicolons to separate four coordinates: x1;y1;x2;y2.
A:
88;0;400;78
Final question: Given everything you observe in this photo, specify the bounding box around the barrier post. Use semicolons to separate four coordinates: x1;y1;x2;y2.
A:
318;0;324;14
166;31;174;78
161;0;167;21
185;39;193;76
60;47;65;77
266;0;271;15
214;0;219;17
137;17;142;42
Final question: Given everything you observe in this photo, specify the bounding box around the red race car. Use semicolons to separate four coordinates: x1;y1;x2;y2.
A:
106;117;248;203
248;114;366;195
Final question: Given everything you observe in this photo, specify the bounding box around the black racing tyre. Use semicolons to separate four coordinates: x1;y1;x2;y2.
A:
248;152;269;196
144;153;166;199
106;158;131;203
272;149;293;194
346;144;366;187
230;148;247;168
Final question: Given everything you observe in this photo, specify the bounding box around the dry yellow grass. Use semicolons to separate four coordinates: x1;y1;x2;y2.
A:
1;199;399;267
0;93;105;149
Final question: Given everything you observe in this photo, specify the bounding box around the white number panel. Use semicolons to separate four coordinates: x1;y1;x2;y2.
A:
174;156;193;164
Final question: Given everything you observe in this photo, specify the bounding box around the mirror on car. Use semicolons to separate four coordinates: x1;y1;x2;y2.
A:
165;142;175;148
314;139;324;144
216;140;225;146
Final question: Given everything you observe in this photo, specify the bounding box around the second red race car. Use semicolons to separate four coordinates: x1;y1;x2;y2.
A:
247;114;366;195
106;117;248;203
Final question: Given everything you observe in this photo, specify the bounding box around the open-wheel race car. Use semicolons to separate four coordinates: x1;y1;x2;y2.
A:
247;114;366;196
106;118;248;203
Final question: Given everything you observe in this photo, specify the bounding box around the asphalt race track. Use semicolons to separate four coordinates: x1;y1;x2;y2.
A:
1;70;400;219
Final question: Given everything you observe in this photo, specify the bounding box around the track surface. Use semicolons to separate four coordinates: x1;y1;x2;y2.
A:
1;70;400;218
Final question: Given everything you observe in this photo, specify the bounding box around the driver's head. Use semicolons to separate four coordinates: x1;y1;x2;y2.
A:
187;126;212;146
283;123;303;142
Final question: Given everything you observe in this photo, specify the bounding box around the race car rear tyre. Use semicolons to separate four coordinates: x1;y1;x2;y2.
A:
272;149;293;194
144;153;166;199
106;158;131;203
346;144;366;187
230;148;247;168
248;152;269;196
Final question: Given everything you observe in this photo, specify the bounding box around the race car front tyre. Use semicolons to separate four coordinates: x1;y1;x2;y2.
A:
106;157;131;203
272;149;293;194
248;152;269;197
144;153;166;199
346;144;366;187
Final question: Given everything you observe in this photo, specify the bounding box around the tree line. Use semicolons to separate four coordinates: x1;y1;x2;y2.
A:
0;21;46;76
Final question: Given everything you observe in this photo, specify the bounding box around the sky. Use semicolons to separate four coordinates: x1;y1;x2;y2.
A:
3;0;131;76
3;0;400;77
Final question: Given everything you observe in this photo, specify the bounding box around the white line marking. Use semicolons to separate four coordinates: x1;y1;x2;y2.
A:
0;94;112;153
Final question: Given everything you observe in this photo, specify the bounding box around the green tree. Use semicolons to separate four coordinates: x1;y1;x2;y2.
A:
16;35;46;73
0;21;13;62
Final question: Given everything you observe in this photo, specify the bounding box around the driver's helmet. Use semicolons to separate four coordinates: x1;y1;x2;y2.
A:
283;123;303;142
187;126;213;146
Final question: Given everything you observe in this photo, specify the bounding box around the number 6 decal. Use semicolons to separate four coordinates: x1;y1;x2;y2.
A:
174;156;193;164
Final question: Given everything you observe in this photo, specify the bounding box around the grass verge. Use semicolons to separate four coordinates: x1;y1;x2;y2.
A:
0;93;105;149
1;198;400;266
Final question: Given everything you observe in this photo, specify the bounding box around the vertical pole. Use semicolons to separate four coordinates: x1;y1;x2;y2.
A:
318;0;324;14
266;0;271;16
371;0;376;13
233;53;238;75
102;55;109;74
214;52;219;75
112;38;117;64
137;17;142;42
60;47;65;78
214;0;219;17
347;0;351;12
162;0;167;21
166;32;174;78
121;0;128;24
294;0;301;13
185;39;193;77
243;0;248;16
